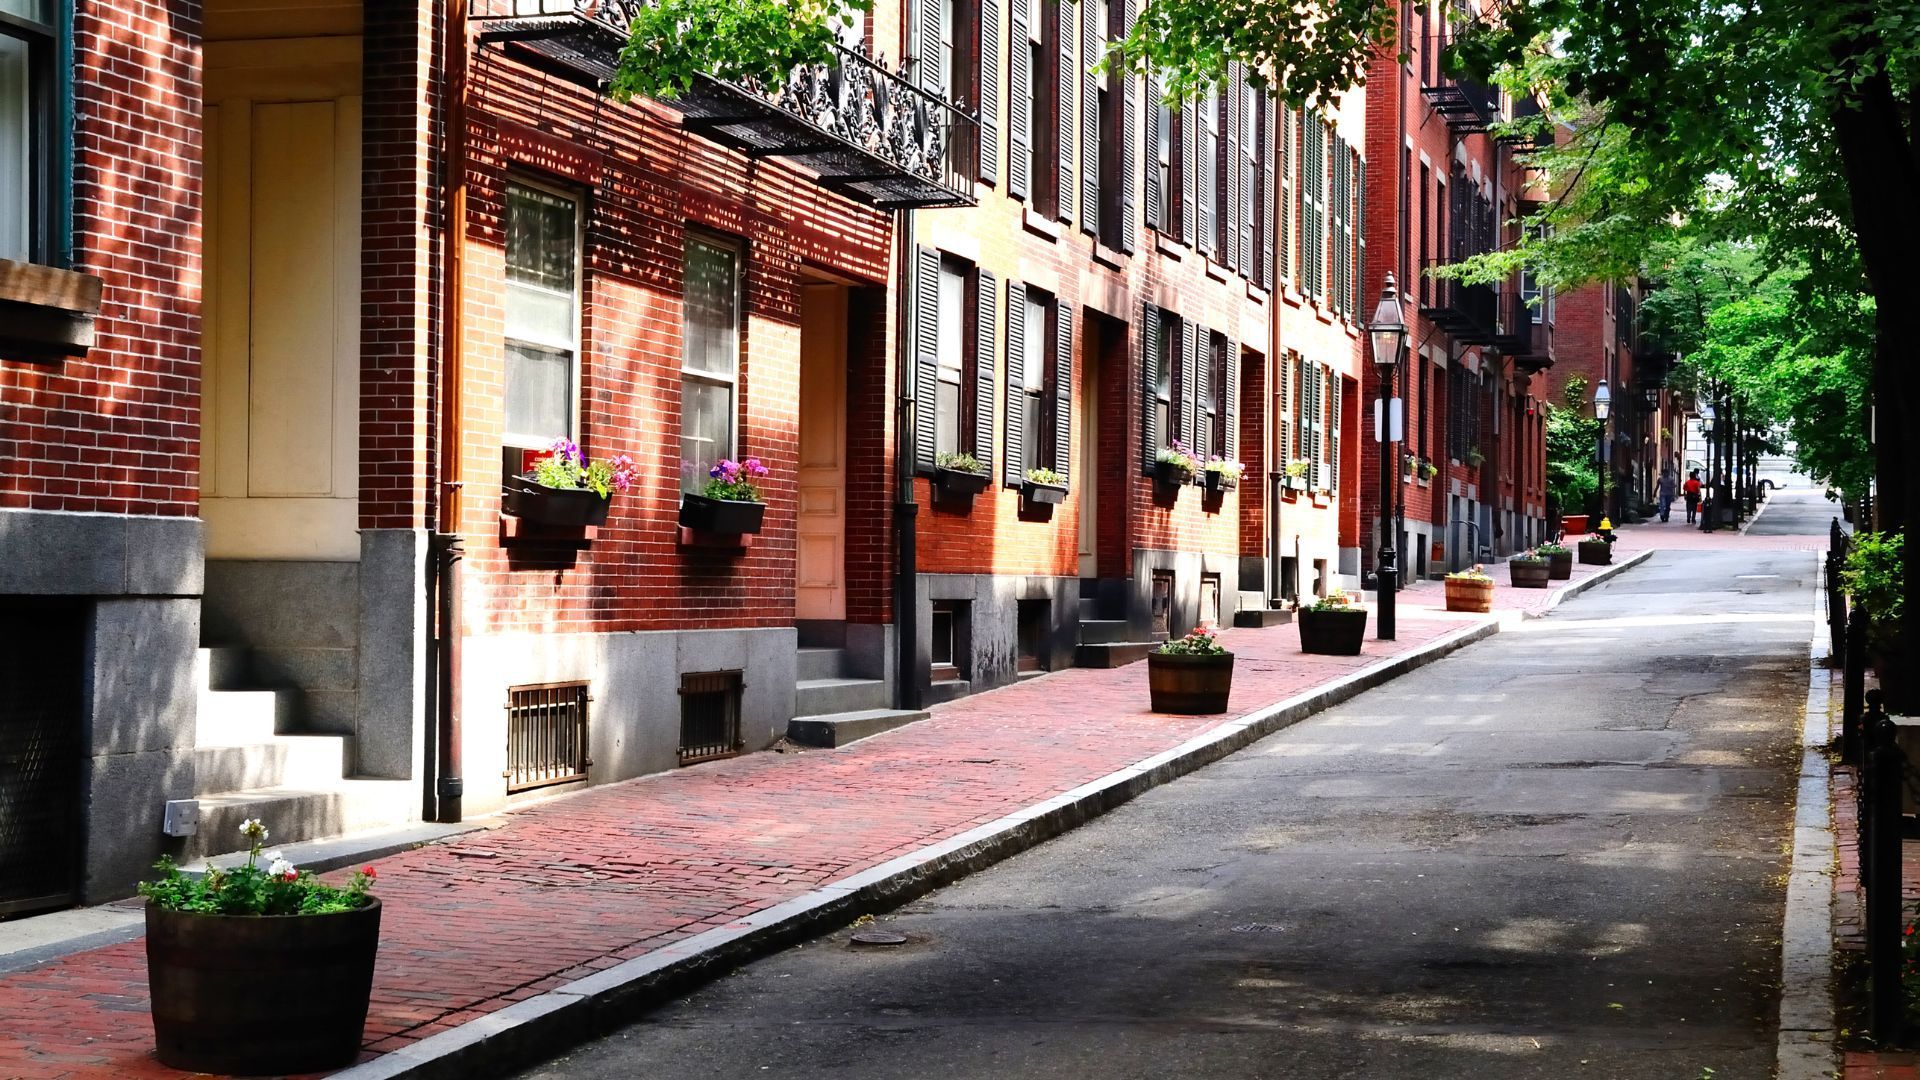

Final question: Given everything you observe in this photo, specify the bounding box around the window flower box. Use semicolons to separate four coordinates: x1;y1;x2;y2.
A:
1155;461;1195;487
1021;480;1068;505
935;466;992;496
679;493;766;535
504;475;612;528
501;438;633;529
1203;458;1244;492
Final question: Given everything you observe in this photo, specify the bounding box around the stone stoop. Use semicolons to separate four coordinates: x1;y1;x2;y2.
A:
786;646;931;749
188;647;413;859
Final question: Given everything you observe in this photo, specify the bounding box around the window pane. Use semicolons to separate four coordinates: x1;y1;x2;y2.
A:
506;342;572;440
938;263;965;376
506;184;576;293
680;377;734;489
1023;296;1047;392
1023;391;1042;472
0;36;27;263
936;380;961;455
0;1;50;23
505;282;574;348
683;237;739;377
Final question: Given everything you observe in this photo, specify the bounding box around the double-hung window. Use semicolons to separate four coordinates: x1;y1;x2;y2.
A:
681;233;742;491
504;181;581;447
1154;87;1174;234
1;0;56;264
934;256;971;455
1208;333;1228;459
1030;0;1059;217
1157;310;1181;447
1021;289;1053;473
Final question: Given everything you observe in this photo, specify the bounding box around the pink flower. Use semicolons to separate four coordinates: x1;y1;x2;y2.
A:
743;458;768;477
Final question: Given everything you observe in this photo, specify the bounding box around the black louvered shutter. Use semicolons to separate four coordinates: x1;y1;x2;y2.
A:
1224;340;1240;463
1276;351;1292;470
1004;281;1027;487
1239;86;1254;272
1331;133;1346;317
1193;330;1211;460
1272;103;1284;286
1057;0;1075;224
914;0;940;92
913;247;942;473
973;269;997;472
1329;368;1342;495
1224;68;1240;272
1195;100;1213;258
1079;0;1098;235
1141;303;1161;475
1313;116;1327;304
1356;156;1367;309
978;0;999;184
1142;73;1160;238
1119;0;1138;252
1179;100;1197;243
1318;364;1331;490
1054;297;1073;484
1182;319;1200;459
1007;0;1030;200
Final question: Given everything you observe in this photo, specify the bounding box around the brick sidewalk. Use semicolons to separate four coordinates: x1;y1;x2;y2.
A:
0;529;1720;1080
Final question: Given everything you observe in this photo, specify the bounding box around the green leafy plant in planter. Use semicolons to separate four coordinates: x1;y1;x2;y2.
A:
933;450;991;497
1155;440;1198;486
1022;467;1068;507
1202;456;1245;491
1149;625;1234;713
1534;540;1574;580
937;450;982;473
1509;551;1551;589
681;457;771;534
1444;565;1495;613
505;436;635;528
1419;458;1440;480
1843;530;1907;707
139;819;383;1074
1465;445;1485;468
1299;590;1368;655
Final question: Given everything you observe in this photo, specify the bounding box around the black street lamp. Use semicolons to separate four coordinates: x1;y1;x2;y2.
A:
1593;379;1611;525
1368;274;1409;642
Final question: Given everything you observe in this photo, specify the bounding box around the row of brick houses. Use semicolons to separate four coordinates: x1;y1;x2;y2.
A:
0;0;1648;910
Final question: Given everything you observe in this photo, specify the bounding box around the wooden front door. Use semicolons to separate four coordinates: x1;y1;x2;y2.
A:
796;284;848;622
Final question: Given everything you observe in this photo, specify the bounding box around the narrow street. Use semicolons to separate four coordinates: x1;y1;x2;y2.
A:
521;542;1815;1079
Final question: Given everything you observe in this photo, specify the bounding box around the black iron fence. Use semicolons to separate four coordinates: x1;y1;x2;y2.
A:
505;681;592;792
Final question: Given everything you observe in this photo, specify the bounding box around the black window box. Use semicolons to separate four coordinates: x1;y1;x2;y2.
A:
1021;480;1068;505
1154;461;1195;487
934;467;992;496
679;493;767;535
503;475;611;528
1203;470;1240;492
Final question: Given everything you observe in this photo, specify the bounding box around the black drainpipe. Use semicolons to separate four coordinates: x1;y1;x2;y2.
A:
893;207;920;711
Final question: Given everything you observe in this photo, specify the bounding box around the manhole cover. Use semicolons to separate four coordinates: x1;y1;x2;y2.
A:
850;929;909;947
1230;923;1287;934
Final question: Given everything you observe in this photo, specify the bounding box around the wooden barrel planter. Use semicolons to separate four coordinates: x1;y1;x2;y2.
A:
1298;606;1368;655
1147;651;1235;714
1509;559;1551;589
147;899;382;1074
1577;539;1612;565
1444;576;1494;613
1544;550;1573;580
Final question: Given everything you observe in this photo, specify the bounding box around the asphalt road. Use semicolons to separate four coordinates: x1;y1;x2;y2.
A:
1749;487;1843;536
520;549;1813;1080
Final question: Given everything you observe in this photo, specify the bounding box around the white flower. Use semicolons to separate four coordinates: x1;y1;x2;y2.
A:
238;818;268;842
267;858;296;877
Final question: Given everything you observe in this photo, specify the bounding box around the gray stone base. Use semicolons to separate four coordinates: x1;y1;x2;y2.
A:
916;574;1079;702
458;626;799;816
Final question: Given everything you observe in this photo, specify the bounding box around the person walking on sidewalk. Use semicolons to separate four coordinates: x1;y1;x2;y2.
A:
1683;469;1703;524
1657;467;1677;523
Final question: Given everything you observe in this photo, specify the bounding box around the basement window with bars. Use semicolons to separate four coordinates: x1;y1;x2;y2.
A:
505;681;591;793
679;670;744;765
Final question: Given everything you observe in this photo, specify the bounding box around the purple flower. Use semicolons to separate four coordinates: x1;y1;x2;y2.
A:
548;436;582;466
743;458;768;478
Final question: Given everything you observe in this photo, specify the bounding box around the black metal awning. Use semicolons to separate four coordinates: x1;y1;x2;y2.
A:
472;1;976;210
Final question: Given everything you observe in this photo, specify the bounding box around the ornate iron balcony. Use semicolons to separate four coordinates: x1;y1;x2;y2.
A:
469;0;977;210
1420;259;1498;347
1420;40;1498;134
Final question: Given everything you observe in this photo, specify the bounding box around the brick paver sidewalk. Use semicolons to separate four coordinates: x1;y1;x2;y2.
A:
0;532;1701;1080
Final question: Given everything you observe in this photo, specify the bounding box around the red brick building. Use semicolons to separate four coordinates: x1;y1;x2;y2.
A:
1360;2;1552;580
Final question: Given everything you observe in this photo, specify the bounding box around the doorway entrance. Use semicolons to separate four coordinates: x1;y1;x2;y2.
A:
796;282;849;622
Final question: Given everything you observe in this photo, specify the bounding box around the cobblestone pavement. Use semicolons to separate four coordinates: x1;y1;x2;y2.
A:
0;521;1762;1080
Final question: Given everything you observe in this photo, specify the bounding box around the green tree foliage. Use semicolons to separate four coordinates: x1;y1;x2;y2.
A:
609;0;869;101
1544;375;1600;515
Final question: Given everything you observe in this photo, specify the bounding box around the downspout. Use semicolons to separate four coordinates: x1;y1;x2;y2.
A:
430;0;469;824
893;207;920;710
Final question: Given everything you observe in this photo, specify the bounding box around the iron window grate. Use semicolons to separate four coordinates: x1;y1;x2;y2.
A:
679;670;744;765
505;681;591;793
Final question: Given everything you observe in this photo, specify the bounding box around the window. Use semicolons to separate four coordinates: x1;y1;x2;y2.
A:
1240;81;1258;268
1207;333;1228;459
1151;570;1174;637
935;256;974;455
0;0;53;264
504;181;580;447
1416;162;1431;303
1522;222;1553;323
1201;89;1218;254
1418;359;1431;463
506;682;590;792
680;233;741;490
1021;289;1054;473
1030;0;1059;217
1153;84;1174;234
1096;0;1122;249
679;671;743;765
939;0;976;171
